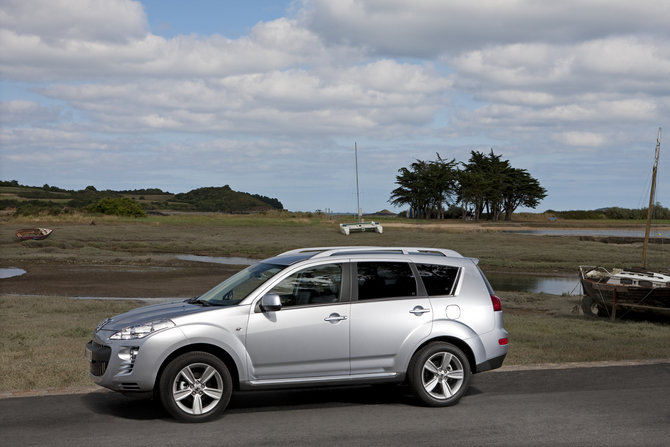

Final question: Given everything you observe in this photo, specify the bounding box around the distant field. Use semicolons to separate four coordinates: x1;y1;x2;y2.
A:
1;212;669;273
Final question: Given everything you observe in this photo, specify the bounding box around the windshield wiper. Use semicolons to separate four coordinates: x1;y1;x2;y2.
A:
184;297;212;307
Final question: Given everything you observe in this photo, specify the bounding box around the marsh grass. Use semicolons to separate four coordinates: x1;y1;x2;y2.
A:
1;293;668;392
0;295;145;391
2;215;669;272
498;291;670;364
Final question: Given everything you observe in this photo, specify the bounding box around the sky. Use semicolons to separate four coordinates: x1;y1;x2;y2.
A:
1;0;668;214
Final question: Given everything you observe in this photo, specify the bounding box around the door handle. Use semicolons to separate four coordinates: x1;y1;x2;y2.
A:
324;313;347;322
409;306;431;316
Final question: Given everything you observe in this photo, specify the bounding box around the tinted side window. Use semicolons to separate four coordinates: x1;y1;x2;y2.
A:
357;262;417;300
416;264;460;296
268;263;342;308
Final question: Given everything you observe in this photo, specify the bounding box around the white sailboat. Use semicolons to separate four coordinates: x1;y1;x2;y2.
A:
339;143;383;235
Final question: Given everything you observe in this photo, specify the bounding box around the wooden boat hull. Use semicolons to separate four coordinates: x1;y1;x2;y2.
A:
580;277;670;317
16;228;54;241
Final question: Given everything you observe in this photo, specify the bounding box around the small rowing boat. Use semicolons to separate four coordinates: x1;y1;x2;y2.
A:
16;228;54;241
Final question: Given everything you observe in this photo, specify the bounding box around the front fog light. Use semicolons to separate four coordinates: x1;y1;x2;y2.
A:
118;346;140;361
109;319;176;340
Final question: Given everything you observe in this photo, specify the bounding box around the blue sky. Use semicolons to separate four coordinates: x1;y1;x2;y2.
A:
141;0;294;38
1;0;668;213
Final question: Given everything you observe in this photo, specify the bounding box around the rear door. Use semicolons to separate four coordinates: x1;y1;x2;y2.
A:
349;261;433;375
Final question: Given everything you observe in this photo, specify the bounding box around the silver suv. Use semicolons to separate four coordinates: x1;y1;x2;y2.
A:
86;247;508;422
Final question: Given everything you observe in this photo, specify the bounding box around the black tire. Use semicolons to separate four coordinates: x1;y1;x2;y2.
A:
407;342;471;407
159;351;232;423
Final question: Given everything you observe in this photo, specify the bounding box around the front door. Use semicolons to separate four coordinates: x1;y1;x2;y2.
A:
246;262;351;381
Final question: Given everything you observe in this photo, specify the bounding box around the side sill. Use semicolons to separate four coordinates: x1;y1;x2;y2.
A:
474;353;506;374
239;372;405;391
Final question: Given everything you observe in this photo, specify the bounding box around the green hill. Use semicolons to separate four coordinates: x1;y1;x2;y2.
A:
174;186;282;212
0;181;283;215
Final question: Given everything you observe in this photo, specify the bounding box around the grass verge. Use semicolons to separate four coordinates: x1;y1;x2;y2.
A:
0;296;143;391
1;293;669;392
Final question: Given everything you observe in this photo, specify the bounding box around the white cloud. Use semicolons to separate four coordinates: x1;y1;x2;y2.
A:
0;0;147;43
0;100;62;125
0;8;362;81
34;60;451;136
450;38;670;92
303;0;670;57
552;131;606;147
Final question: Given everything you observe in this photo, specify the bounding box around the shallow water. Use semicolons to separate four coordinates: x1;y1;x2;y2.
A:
485;272;581;295
0;268;27;279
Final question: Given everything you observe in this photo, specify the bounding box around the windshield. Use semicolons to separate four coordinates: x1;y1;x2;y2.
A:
197;262;285;305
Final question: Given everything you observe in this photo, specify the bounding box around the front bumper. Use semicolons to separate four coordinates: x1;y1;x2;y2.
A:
85;340;111;377
85;327;189;393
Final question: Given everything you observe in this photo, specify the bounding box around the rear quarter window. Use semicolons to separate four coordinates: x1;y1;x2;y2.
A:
416;263;460;296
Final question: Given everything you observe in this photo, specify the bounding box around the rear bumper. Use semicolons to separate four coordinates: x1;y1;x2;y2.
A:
474;353;506;373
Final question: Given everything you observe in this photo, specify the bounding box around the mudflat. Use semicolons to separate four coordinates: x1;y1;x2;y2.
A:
2;214;669;298
0;262;238;298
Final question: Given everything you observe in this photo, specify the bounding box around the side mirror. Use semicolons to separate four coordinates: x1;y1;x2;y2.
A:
260;293;282;312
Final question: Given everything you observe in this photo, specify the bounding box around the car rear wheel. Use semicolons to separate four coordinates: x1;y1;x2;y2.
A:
159;351;232;423
407;342;470;407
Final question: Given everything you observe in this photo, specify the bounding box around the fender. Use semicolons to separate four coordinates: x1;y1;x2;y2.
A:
176;322;249;382
420;318;488;367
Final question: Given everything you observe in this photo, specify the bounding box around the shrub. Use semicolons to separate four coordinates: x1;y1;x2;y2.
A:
88;197;146;217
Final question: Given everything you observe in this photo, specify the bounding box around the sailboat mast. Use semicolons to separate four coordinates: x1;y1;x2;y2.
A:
642;127;662;269
355;142;361;222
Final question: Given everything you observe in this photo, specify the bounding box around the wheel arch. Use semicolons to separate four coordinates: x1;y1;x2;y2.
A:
413;336;477;374
153;343;242;396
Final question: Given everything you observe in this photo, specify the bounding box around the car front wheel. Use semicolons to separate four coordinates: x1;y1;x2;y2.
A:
159;351;232;423
407;342;471;407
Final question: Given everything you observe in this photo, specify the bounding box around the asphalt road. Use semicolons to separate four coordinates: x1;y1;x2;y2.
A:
1;363;669;447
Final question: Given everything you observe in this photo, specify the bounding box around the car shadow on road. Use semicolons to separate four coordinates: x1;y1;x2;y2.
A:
81;383;475;421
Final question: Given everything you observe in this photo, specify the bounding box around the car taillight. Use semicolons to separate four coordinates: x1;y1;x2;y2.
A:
499;338;508;345
491;294;502;311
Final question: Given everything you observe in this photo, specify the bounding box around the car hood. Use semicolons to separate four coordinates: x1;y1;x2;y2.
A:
97;300;228;332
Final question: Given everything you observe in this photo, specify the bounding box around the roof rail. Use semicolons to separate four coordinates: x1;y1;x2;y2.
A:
277;246;463;259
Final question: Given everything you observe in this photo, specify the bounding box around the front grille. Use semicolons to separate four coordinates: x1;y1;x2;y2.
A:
90;360;108;377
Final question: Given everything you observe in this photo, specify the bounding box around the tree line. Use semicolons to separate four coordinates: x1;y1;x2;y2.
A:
389;150;547;221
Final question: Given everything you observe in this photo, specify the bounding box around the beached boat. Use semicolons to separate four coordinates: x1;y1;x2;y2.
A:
579;266;670;318
579;128;670;319
16;228;54;241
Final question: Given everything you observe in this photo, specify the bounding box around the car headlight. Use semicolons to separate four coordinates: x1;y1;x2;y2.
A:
109;319;176;340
